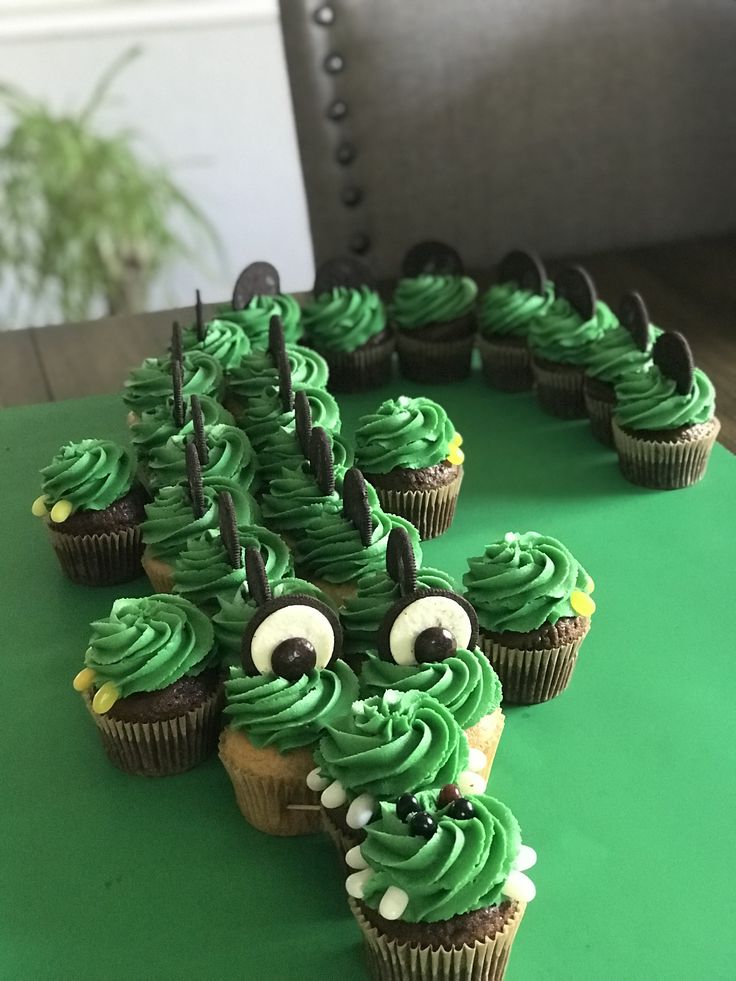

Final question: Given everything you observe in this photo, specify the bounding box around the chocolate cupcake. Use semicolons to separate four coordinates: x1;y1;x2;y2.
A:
217;260;303;348
463;531;596;704
32;438;147;586
354;395;464;540
72;593;222;776
393;241;478;383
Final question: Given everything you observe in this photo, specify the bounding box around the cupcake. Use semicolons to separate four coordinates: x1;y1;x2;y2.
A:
584;292;662;446
346;789;536;981
463;531;596;704
123;349;223;420
131;393;234;478
181;290;252;371
477;250;554;392
32;438;147;586
302;257;394;391
218;547;358;836
72;593;223;776
612;330;719;489
393;241;478;383
219;260;302;348
225;342;329;422
359;529;504;782
528;265;618;418
354;395;464;540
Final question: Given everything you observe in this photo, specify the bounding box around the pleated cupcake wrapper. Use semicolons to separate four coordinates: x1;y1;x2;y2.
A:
82;686;223;777
373;468;463;541
476;335;533;392
612;417;720;489
48;523;143;586
141;548;175;593
584;389;616;447
396;331;475;384
218;736;322;837
479;631;589;705
531;359;587;418
126;411;140;428
464;707;505;783
321;808;361;862
322;337;396;392
350;898;526;981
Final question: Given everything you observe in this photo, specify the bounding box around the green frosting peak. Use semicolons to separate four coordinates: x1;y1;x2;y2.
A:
146;424;257;491
123;351;223;412
227;344;329;406
463;531;592;633
242;385;341;455
260;459;344;537
215;293;302;349
586;323;662;384
40;438;135;512
302;286;386;353
478;280;554;338
130;395;234;464
528;298;618;365
182;318;251;370
614;363;715;430
392;275;478;329
354;395;456;473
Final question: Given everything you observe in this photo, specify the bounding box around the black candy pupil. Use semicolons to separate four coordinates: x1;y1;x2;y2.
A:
396;793;420;822
414;626;455;663
271;637;317;680
448;798;476;821
408;810;437;840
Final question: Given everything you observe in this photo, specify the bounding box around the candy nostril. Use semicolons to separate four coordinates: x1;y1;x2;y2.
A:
414;626;455;663
271;637;317;680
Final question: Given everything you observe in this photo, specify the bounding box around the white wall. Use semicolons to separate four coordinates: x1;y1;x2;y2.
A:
0;0;315;328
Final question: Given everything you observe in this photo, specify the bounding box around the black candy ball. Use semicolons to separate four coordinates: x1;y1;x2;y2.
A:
448;798;476;821
414;626;455;663
408;811;437;840
396;793;420;822
271;637;317;681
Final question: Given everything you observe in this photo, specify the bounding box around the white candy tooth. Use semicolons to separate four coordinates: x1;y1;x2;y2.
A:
514;844;537;872
345;845;369;870
378;886;409;921
345;868;373;899
468;748;488;773
306;767;330;792
346;793;376;830
457;770;487;796
321;779;347;809
502;869;536;903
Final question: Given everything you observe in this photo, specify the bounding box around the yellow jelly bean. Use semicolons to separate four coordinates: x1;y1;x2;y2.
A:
92;681;119;715
72;667;96;692
570;589;596;617
447;447;465;466
450;432;463;447
587;577;595;593
31;494;49;517
50;499;73;524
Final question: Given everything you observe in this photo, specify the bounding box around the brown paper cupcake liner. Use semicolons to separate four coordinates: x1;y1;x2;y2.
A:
350;898;526;981
82;685;223;776
218;729;322;836
48;523;144;586
126;411;140;428
479;631;589;704
373;468;463;541
531;358;587;418
477;336;532;392
465;707;505;783
584;389;616;447
321;337;396;392
612;417;720;489
396;331;475;384
321;808;361;861
141;548;175;593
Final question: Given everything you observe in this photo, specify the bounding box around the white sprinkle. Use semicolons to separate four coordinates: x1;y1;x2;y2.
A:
321;779;348;809
383;689;402;705
504;531;520;543
457;770;487;796
345;868;373;899
468;747;487;773
306;767;330;792
514;844;537;872
378;886;409;921
345;845;369;870
502;869;536;903
346;793;376;830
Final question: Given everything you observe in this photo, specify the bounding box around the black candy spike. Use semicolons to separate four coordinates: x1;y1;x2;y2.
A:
386;526;417;595
217;491;242;569
342;468;373;546
185;439;206;519
309;427;335;495
244;546;272;606
190;395;209;465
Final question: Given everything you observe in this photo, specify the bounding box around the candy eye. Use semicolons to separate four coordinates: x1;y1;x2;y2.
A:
242;595;342;679
378;589;478;666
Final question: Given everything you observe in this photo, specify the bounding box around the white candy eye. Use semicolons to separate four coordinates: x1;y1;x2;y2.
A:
383;592;476;666
243;596;341;679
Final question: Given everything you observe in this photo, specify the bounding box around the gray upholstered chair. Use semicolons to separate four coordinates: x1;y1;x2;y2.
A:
279;0;736;279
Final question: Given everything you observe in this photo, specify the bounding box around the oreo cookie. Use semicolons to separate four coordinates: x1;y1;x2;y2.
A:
618;292;651;352
194;288;205;341
171;356;185;429
498;250;546;295
313;256;372;298
217;490;242;569
190;394;209;465
275;332;294;412
231;261;280;311
554;265;597;321
342;467;374;546
386;526;417;596
402;241;464;278
653;331;694;395
171;320;183;363
309;427;335;496
268;315;286;360
244;546;273;607
185;439;206;519
294;390;312;456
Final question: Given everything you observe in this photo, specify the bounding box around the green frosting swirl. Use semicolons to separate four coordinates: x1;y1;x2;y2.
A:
315;690;469;799
354;395;456;473
614;364;716;430
341;567;459;656
130;395;234;464
586;324;662;384
242;385;341;454
478;280;554;338
361;791;521;923
302;286;387;353
216;293;302;349
146;424;257;491
254;429;351;490
360;648;500;731
223;659;359;752
40;438;135;512
227;344;329;405
182;318;251;370
463;531;591;633
123;351;223;412
392;275;477;330
141;477;258;560
528;298;618;365
260;459;344;536
173;523;292;606
85;594;214;698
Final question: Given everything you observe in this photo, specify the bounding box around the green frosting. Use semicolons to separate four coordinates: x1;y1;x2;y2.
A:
361;791;521;923
182;318;251;370
223;659;359;753
141;477;258;560
242;385;341;454
227;344;329;405
130;395;234;464
85;594;214;698
40;438;135;512
260;459;344;537
360;648;500;731
392;275;477;330
255;429;352;490
123;351;223;413
146;424;257;492
173;523;292;607
302;286;387;353
614;363;716;431
463;531;592;633
216;293;302;348
528;298;618;365
354;395;456;473
478;280;554;338
315;690;469;799
586;324;662;384
341;567;460;656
